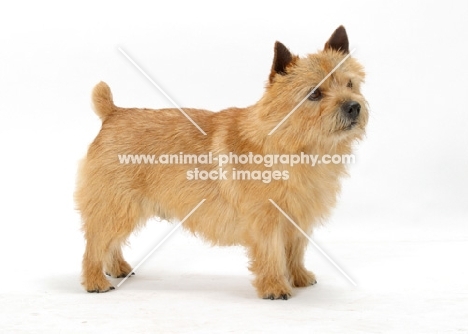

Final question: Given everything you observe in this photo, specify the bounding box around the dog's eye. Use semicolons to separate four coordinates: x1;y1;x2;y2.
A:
308;88;322;101
347;80;353;89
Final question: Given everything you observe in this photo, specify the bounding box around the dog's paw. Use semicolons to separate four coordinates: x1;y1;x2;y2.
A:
87;286;115;293
116;272;135;278
290;268;317;287
263;292;291;300
84;281;115;293
83;275;115;293
106;271;135;278
255;277;292;300
105;260;134;278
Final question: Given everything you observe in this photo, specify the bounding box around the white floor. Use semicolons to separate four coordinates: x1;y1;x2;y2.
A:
2;212;467;333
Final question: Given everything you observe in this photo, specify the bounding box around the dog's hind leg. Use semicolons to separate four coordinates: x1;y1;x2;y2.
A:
80;198;141;293
81;231;115;293
286;234;317;287
104;239;134;279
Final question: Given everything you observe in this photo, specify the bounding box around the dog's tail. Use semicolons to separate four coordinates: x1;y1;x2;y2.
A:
92;81;116;121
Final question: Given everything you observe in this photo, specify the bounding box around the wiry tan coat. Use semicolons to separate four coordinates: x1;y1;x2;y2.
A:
75;26;367;299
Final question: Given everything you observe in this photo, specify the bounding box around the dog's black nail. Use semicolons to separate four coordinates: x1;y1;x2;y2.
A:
131;272;135;276
117;272;134;278
280;294;289;300
264;294;275;300
109;286;115;290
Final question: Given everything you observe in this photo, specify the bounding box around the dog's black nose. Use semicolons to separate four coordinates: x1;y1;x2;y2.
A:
341;101;361;120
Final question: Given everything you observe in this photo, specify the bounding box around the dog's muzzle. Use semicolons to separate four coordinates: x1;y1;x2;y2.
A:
341;101;361;121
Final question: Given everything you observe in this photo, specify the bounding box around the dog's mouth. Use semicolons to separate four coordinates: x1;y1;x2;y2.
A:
342;121;358;131
347;121;358;130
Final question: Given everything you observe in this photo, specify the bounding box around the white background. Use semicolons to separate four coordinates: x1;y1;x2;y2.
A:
1;1;467;333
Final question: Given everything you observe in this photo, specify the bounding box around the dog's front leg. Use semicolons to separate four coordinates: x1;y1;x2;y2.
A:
246;215;292;300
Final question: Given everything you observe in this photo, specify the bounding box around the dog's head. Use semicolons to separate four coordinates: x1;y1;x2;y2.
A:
260;26;368;150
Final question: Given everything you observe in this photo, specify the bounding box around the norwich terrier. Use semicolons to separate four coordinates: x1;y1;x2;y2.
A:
75;26;368;299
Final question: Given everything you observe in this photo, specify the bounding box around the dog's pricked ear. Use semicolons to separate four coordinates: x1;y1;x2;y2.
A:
324;26;349;54
269;41;294;83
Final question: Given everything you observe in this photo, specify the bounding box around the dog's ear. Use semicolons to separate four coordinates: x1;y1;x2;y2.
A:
269;41;295;83
324;26;349;54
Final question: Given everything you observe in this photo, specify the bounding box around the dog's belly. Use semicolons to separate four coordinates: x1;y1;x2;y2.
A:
146;188;245;247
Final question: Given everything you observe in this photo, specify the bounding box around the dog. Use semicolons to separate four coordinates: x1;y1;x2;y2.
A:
75;26;368;299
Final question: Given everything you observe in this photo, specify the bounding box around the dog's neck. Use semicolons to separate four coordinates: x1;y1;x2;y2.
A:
234;104;354;157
